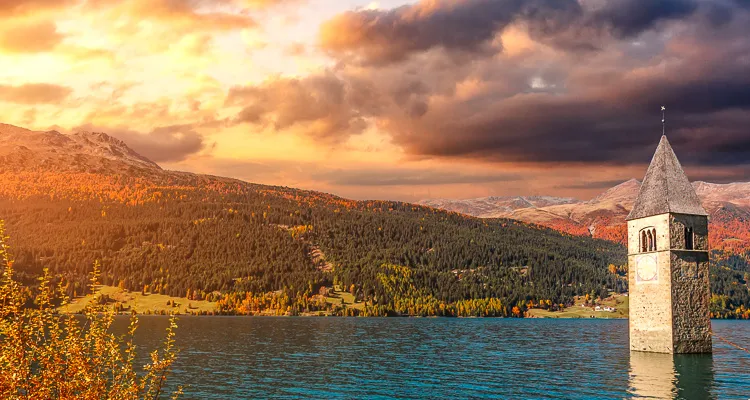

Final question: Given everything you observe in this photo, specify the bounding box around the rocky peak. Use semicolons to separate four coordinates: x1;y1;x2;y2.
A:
0;123;161;173
589;179;640;205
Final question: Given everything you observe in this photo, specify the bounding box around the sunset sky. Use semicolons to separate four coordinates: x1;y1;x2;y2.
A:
1;0;749;201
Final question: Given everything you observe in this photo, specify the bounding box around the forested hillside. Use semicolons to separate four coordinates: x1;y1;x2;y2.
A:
0;169;627;317
1;124;747;318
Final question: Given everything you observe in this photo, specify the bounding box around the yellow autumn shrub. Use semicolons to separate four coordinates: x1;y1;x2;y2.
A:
0;221;182;399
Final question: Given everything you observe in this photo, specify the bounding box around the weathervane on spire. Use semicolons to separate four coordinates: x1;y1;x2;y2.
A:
661;106;666;136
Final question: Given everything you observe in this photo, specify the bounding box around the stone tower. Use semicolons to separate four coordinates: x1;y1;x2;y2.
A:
627;135;711;354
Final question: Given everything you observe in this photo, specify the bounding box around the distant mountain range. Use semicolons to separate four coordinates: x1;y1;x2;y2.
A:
0;122;631;316
420;179;750;251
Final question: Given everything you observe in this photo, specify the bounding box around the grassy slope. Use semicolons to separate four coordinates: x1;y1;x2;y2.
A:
527;294;629;319
64;286;632;318
62;285;217;314
324;285;366;310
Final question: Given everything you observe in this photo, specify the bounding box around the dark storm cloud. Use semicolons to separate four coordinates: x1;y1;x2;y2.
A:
74;123;205;162
684;164;750;183
226;72;367;140
319;0;705;64
384;67;750;168
523;0;704;50
320;0;520;65
326;1;750;173
386;96;649;164
590;0;698;38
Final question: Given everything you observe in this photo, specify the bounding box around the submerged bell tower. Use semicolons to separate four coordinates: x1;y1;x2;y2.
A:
626;131;711;353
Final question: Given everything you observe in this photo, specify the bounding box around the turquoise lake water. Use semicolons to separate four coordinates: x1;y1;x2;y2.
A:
126;317;750;399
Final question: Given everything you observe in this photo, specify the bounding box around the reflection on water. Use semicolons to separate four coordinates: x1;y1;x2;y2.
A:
629;352;715;399
629;352;678;398
120;318;749;399
673;354;716;400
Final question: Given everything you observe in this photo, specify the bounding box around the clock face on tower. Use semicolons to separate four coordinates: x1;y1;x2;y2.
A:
635;254;658;283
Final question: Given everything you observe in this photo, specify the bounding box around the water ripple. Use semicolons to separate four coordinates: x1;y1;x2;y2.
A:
121;317;750;399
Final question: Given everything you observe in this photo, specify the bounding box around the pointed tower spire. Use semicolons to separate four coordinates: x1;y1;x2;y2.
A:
661;106;666;136
626;135;707;220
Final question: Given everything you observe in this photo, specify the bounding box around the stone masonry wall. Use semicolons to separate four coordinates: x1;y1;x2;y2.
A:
628;213;711;353
628;215;673;353
669;214;709;251
671;251;712;353
628;214;670;254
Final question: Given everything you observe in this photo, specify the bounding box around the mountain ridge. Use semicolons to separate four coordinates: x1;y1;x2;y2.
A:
0;123;160;173
3;122;747;253
0;122;632;317
419;179;750;250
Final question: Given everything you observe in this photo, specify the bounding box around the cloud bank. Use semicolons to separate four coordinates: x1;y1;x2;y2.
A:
295;0;750;170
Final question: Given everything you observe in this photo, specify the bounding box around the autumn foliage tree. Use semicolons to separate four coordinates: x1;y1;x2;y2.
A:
0;221;182;399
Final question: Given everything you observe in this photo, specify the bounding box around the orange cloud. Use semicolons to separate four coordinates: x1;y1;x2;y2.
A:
61;0;262;59
86;0;258;32
0;83;72;104
285;42;306;56
57;45;116;62
0;19;63;53
135;0;256;30
235;0;299;7
0;0;74;17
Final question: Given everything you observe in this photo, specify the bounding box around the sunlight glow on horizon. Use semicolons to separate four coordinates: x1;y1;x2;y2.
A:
1;0;746;202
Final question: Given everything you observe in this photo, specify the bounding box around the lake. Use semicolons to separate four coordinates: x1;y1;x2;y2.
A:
125;317;750;399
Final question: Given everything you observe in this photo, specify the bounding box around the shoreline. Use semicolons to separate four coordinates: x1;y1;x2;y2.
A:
87;313;747;320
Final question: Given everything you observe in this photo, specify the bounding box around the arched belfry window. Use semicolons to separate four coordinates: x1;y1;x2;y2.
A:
640;227;657;252
685;227;694;250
